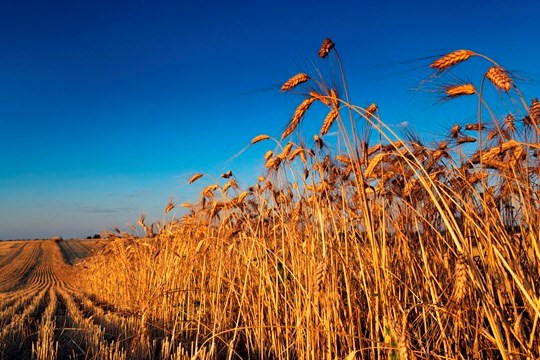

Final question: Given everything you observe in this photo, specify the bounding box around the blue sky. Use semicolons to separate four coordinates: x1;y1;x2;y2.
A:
1;0;539;239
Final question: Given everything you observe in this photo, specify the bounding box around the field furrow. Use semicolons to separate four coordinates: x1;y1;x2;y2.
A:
0;286;48;358
31;287;58;360
55;287;131;359
0;239;112;360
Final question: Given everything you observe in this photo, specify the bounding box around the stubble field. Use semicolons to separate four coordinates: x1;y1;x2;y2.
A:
0;239;144;359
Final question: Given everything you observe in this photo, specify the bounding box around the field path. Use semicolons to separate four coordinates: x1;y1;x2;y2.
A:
0;239;144;360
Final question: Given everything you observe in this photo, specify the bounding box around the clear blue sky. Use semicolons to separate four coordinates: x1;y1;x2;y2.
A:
1;0;539;239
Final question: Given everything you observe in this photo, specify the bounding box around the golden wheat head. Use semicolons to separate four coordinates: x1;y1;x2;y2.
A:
450;124;461;138
250;134;270;145
280;73;310;92
430;49;475;71
164;200;175;214
281;97;316;140
456;136;477;144
451;255;469;304
318;38;335;58
188;173;204;184
528;98;540;124
320;108;339;135
485;66;513;92
464;123;485;131
445;83;476;98
365;103;378;118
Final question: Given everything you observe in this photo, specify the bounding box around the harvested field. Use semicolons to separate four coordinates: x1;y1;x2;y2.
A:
56;239;102;265
0;240;153;360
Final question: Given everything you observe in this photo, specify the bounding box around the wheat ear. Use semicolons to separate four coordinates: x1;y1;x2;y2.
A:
485;66;513;92
320;108;339;135
445;84;476;98
281;97;316;140
280;73;310;92
430;49;475;71
188;173;204;184
318;38;335;59
250;134;270;145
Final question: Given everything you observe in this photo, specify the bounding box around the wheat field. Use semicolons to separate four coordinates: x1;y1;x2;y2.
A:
2;40;539;359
